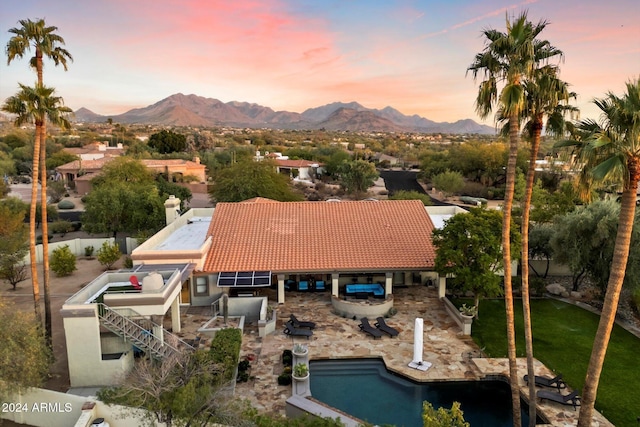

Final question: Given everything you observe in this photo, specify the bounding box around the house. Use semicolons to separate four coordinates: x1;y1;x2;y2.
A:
55;156;207;194
255;151;324;181
61;197;450;386
63;142;125;161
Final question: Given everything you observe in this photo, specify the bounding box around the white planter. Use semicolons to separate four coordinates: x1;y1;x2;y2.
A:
292;372;310;381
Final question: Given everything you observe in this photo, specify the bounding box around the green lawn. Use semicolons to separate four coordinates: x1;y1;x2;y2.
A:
460;298;640;427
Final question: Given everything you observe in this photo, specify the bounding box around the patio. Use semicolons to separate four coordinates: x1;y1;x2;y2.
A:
223;285;613;426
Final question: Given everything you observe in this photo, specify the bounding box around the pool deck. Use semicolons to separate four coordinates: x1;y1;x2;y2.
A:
232;285;612;427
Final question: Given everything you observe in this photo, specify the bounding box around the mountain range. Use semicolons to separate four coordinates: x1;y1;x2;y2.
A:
74;93;495;134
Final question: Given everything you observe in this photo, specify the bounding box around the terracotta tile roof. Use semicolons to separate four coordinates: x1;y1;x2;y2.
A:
203;199;436;273
140;159;203;168
55;158;113;171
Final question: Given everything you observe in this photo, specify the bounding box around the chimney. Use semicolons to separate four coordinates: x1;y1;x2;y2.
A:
193;156;200;164
164;195;181;225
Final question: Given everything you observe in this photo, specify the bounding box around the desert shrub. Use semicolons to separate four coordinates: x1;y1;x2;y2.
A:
486;186;505;200
529;276;547;296
71;221;82;231
35;234;53;244
97;241;121;269
389;190;432;205
84;246;94;258
461;181;489;198
123;256;133;269
50;245;76;277
632;288;640;315
57;200;75;210
282;349;293;367
50;220;73;236
277;367;292;386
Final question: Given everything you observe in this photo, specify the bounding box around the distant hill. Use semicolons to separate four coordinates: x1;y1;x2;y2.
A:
74;93;495;134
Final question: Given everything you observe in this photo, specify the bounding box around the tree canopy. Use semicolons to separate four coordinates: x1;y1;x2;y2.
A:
148;129;187;154
550;199;640;293
0;301;52;401
433;208;521;316
336;159;378;195
210;159;303;203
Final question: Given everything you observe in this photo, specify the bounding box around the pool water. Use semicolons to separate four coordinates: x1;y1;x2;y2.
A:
310;359;541;427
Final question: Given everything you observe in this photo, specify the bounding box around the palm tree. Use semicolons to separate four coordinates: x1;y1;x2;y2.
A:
557;78;640;426
6;18;72;343
467;12;561;426
519;67;576;426
1;84;72;341
6;18;72;85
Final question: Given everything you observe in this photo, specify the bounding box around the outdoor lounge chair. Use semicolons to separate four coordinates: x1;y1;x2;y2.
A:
284;321;313;339
129;275;142;290
290;314;316;329
375;317;399;337
359;317;383;339
524;373;566;390
537;389;581;411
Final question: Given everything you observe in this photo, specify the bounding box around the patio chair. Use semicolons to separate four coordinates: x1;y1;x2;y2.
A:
284;321;313;339
129;275;142;290
289;314;316;329
375;317;399;337
358;317;383;339
523;373;566;390
537;389;581;411
298;280;309;291
315;280;326;291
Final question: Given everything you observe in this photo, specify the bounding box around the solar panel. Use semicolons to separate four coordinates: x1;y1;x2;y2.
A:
216;271;272;287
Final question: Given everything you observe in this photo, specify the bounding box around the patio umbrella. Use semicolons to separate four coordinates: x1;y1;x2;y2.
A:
413;317;423;364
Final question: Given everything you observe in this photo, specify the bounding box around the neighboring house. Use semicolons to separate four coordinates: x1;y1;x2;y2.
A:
63;142;125;161
55;156;207;194
255;151;324;181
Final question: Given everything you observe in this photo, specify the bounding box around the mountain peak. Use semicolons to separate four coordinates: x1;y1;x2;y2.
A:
74;93;495;134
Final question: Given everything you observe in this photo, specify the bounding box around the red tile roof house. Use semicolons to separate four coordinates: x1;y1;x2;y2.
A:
55;156;207;195
199;198;443;318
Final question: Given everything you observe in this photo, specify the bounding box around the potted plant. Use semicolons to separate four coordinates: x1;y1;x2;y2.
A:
292;362;309;380
293;343;308;357
459;304;477;318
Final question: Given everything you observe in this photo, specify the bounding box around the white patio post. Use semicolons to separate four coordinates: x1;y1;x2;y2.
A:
277;274;285;304
170;296;181;333
438;275;446;299
331;273;340;297
385;272;393;296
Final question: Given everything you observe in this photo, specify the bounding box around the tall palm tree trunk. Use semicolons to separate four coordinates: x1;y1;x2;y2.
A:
40;122;52;346
29;123;43;326
577;163;639;426
504;111;522;427
521;117;543;426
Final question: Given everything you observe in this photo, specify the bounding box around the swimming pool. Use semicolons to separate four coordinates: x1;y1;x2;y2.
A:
310;359;541;427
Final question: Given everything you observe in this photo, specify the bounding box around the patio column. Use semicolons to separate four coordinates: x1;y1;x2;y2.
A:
438;275;446;299
171;296;181;333
385;272;393;296
404;272;412;286
277;274;285;304
331;273;340;297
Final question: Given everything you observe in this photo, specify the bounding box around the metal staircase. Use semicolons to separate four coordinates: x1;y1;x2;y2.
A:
97;303;194;359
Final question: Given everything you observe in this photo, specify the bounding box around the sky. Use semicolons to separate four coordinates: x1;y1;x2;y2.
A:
0;0;638;126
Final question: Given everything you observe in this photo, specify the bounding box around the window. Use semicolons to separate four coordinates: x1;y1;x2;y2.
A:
194;276;209;296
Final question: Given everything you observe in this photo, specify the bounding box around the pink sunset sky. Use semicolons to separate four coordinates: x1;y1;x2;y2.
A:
1;0;638;125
